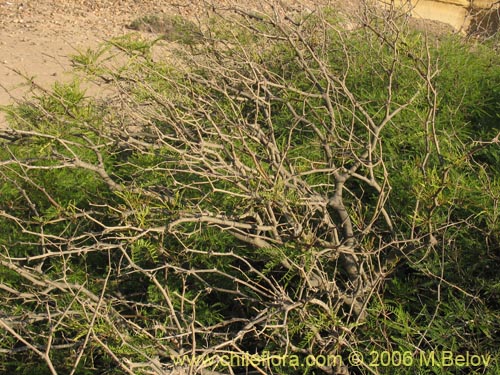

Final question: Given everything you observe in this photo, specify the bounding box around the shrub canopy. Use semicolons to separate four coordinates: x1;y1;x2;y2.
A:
0;3;499;375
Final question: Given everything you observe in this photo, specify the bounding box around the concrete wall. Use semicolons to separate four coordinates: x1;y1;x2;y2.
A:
379;0;499;34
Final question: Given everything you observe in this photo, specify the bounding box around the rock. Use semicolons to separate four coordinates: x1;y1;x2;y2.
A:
379;0;500;34
473;0;498;8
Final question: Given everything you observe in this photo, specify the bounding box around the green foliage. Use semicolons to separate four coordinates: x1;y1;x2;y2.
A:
129;14;203;45
71;44;112;76
1;6;499;375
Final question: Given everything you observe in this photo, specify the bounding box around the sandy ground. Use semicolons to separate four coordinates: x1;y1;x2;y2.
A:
1;0;463;130
0;0;154;126
0;0;325;128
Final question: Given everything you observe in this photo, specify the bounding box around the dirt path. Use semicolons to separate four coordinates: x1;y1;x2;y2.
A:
0;0;325;128
0;0;163;126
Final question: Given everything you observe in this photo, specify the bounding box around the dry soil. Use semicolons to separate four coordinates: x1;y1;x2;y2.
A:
0;0;326;127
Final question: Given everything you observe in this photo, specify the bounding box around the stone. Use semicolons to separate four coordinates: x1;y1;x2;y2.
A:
472;0;499;8
378;0;499;34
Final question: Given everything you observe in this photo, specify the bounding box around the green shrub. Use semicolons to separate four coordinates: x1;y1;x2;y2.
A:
129;14;203;45
1;5;499;375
